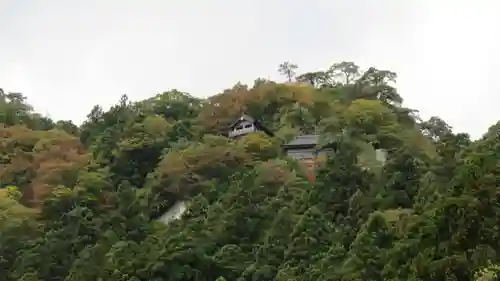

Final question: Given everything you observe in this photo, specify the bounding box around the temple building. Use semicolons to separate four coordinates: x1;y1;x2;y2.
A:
227;114;273;139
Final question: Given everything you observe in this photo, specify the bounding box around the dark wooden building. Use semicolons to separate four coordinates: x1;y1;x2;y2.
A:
281;134;330;182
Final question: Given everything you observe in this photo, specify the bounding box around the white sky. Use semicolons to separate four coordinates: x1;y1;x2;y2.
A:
1;0;499;138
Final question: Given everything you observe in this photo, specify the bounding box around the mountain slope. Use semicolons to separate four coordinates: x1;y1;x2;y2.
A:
0;62;498;281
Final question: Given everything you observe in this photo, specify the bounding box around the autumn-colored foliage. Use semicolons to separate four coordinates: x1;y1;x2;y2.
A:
0;125;88;206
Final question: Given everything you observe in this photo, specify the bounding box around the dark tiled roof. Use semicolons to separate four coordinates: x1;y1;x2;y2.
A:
282;134;320;148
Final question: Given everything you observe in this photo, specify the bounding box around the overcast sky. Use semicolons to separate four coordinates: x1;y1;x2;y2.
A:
1;1;499;138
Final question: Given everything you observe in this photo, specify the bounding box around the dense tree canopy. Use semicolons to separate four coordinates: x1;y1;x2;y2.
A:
0;61;499;281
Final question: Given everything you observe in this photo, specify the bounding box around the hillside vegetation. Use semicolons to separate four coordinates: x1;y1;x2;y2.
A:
0;61;499;281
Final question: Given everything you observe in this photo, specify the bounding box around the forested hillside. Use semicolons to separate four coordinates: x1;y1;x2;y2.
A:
0;61;499;281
